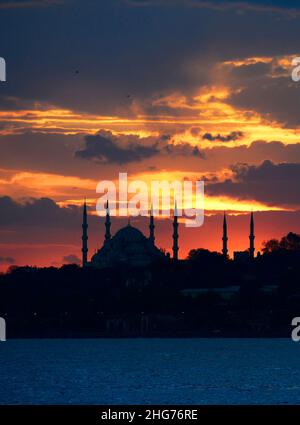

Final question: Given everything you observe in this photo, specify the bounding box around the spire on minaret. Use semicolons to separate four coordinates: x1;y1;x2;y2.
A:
249;211;255;260
104;200;111;244
222;211;228;259
149;203;155;245
172;200;179;261
82;199;88;267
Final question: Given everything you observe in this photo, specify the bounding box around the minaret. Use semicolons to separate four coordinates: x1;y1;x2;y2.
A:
249;211;255;260
82;199;88;267
172;201;179;261
105;200;111;243
149;203;155;245
222;212;228;259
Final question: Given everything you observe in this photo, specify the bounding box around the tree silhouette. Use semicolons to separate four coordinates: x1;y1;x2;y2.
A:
263;232;300;253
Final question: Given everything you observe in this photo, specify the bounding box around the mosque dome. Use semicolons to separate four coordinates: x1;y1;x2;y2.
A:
91;224;165;268
114;225;145;243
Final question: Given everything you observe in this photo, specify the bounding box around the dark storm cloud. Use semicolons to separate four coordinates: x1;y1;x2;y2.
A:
228;76;300;128
0;0;210;115
76;134;160;164
231;160;300;182
216;54;300;128
0;256;15;264
0;196;81;228
202;131;244;142
0;132;298;179
75;131;203;164
2;0;300;117
207;160;300;206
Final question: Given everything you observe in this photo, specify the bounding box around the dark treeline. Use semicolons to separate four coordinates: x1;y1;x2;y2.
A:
1;232;300;338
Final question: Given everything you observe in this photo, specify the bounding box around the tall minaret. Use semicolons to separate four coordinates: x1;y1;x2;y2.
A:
82;199;88;267
249;211;255;260
149;203;155;245
222;212;228;259
172;201;179;261
105;200;111;244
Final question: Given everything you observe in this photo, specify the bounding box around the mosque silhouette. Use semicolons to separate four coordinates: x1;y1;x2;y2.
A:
81;200;256;268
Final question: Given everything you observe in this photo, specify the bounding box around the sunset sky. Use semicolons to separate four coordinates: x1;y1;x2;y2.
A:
1;0;300;270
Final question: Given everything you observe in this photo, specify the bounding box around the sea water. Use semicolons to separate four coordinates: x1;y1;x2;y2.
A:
0;338;299;405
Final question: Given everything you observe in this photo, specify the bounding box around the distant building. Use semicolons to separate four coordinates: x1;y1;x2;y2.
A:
81;200;179;268
233;251;250;263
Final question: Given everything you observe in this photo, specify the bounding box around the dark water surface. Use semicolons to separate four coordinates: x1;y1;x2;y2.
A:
0;339;299;404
